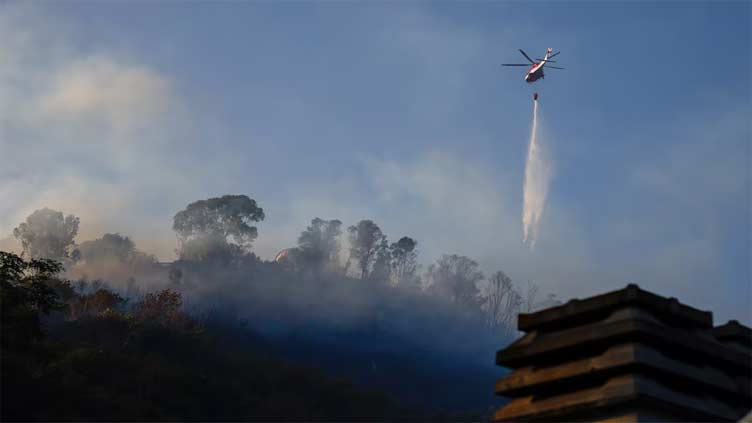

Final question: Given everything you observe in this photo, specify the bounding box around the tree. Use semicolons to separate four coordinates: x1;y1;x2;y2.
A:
172;195;264;261
0;252;70;348
425;254;484;309
297;218;343;270
13;208;80;260
390;237;419;286
67;288;127;320
483;271;521;331
369;238;391;283
132;289;195;330
78;233;134;261
70;233;156;284
76;233;146;264
347;220;387;280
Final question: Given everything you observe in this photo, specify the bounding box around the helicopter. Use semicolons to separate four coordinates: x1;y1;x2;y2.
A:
502;48;564;83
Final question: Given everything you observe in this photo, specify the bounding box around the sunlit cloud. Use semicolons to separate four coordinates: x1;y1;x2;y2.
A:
39;56;172;131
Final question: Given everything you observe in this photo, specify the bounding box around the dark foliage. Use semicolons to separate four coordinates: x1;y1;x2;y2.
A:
2;197;551;421
0;252;409;421
1;252;70;348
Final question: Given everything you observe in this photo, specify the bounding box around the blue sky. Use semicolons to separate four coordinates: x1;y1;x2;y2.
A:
1;2;749;323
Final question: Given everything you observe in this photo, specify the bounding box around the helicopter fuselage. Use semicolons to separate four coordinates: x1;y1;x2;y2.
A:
524;60;548;83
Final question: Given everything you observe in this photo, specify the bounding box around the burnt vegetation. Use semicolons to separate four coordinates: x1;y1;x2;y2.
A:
1;194;559;421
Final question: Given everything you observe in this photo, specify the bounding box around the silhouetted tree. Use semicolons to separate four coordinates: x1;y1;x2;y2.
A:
369;238;391;282
297;218;342;270
347;220;387;280
75;232;156;267
13;208;79;260
77;233;134;262
68;288;127;320
390;237;419;286
68;233;157;285
0;252;70;348
425;254;484;309
172;195;264;261
133;289;195;330
482;271;520;331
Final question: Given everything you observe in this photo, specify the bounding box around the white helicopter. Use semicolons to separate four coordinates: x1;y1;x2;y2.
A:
502;48;564;84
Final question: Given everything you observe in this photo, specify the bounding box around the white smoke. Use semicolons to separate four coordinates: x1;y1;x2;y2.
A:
522;99;552;248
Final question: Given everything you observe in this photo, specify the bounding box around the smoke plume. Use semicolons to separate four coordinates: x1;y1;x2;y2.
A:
522;99;551;248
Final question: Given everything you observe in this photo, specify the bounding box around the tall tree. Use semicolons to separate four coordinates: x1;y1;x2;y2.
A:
297;218;342;269
482;271;521;331
425;254;484;309
369;238;391;282
76;233;137;263
13;208;79;260
347;220;387;280
172;195;264;261
390;237;419;286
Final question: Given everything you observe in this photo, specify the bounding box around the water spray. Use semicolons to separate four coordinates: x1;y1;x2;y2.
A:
522;92;551;249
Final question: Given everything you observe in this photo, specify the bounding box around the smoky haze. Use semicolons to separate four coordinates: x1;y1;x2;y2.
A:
5;199;566;413
2;3;750;328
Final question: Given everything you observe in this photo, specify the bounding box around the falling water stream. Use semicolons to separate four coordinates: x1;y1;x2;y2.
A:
522;97;551;249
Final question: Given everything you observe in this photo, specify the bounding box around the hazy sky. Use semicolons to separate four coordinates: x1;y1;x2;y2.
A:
1;2;749;323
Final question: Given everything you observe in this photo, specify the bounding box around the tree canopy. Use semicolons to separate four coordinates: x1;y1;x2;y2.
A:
296;218;342;269
172;195;264;261
76;233;136;263
0;251;71;348
390;237;419;286
426;254;484;309
347;220;387;280
2;196;557;421
13;208;79;260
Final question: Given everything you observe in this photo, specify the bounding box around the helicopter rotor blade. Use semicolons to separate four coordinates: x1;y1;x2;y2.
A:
518;49;536;64
501;64;530;66
549;51;561;58
546;65;565;70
